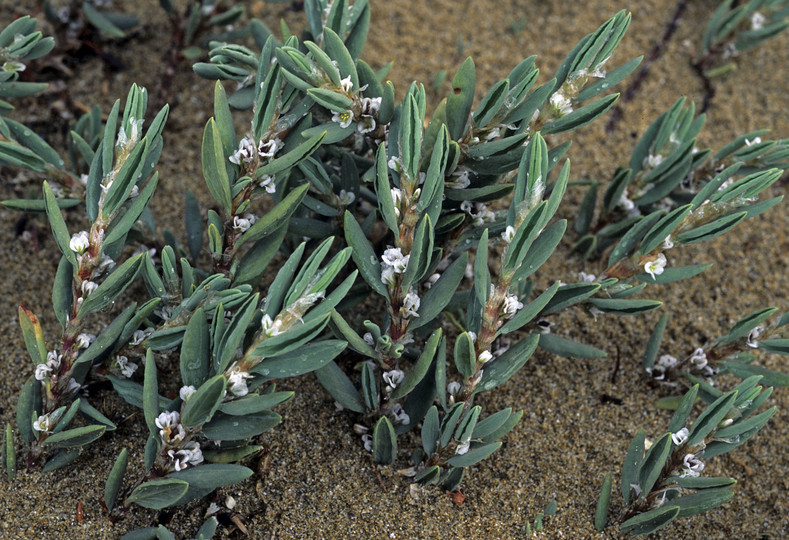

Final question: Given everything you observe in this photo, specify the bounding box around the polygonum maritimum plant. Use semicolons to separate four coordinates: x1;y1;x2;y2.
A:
1;1;787;537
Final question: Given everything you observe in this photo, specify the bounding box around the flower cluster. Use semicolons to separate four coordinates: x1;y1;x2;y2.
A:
747;326;764;348
330;76;381;134
400;288;420;318
129;327;154;346
649;353;678;381
460;201;496;226
75;333;95;349
229;136;283;167
356;95;382;134
678;453;705;478
382;369;404;390
501;292;523;318
260;313;284;337
155;411;185;444
689;348;708;370
232;213;258;233
380;246;409;286
227;362;253;397
34;351;62;382
154;412;204;471
167;441;204;472
114;355;138;378
390;403;410;425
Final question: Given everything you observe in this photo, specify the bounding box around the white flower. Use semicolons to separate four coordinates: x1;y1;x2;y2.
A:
747;326;764;348
671;427;690;446
356;96;380;134
69;231;90;253
46;351;62;369
537;318;555;334
33;413;53;433
619;192;635;211
258;137;283;159
663;236;674;250
179;385;197;402
363;332;375;346
680;453;704;478
478;350;493;363
501;226;516;243
381;265;396;287
388;156;402;173
468;332;477;343
391;404;410;425
205;502;221;517
2;61;25;73
644;153;664;169
229;136;256;165
381;247;409;273
485;127;501;140
233;215;253;232
360;96;381;114
154;305;175;322
690;348;708;369
75;333;95;349
260;314;284;337
339;75;354;93
155;411;180;431
578;272;596;283
455;440;470;455
450;168;471;189
81;280;98;296
35;363;53;381
115;355;138;378
549;91;573;116
400;288;421;318
463;202;496;226
130;328;152;346
390;188;403;217
227;363;253;397
383;369;405;389
425;273;441;289
751;12;766;30
744;136;762;147
492;336;513;358
331;109;354;128
168;441;204;471
362;434;373;452
644;253;667;280
259;174;276;194
356;115;377;134
156;411;185;444
339;189;356;205
64;378;81;394
447;381;461;396
502;294;523;318
657;354;678;369
652;352;685;381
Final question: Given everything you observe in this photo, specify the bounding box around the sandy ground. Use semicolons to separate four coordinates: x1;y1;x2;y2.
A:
0;0;787;538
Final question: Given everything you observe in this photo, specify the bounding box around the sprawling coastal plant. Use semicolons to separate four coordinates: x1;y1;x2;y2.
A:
1;2;787;537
